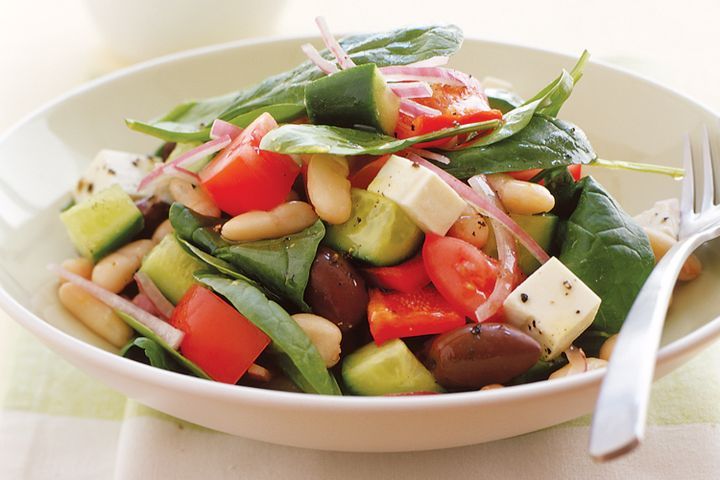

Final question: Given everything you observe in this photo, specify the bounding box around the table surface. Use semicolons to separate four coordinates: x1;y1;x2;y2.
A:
2;1;720;478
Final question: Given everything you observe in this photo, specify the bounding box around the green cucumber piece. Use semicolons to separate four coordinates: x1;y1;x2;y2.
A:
484;213;559;275
342;339;443;395
305;63;400;135
324;189;423;266
59;184;143;261
139;234;207;304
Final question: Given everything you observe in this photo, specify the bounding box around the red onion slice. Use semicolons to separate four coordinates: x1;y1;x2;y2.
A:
380;66;466;86
411;158;550;264
406;147;450;165
49;265;184;349
138;135;231;193
467;175;518;322
301;43;339;74
565;346;588;375
315;17;355;69
399;99;442;117
390;82;433;99
209;119;243;140
406;56;450;68
134;272;175;320
133;293;162;317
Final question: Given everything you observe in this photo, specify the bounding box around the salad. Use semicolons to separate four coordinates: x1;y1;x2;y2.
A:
52;18;698;396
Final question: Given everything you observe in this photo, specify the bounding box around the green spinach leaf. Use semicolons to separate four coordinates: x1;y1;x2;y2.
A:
259;119;500;156
549;176;655;334
116;312;211;379
121;337;175;370
486;88;524;113
127;25;463;142
441;115;596;179
197;273;341;395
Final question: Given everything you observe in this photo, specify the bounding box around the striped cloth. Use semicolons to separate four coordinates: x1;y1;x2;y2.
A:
1;309;719;479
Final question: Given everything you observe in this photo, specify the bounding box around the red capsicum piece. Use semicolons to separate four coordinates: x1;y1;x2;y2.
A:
363;254;431;293
170;285;270;384
368;286;466;345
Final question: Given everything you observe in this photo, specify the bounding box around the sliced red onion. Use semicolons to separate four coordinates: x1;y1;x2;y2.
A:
49;265;184;349
209;119;243;140
245;363;272;383
137;135;230;193
301;43;338;74
467;175;518;322
399;99;441;117
133;293;162;317
315;17;355;69
412;158;550;264
406;147;450;165
565;346;588;375
390;82;433;99
134;272;174;320
380;66;466;86
406;56;450;68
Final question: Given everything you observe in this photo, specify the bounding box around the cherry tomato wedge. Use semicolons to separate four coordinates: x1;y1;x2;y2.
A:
349;155;390;189
170;285;270;383
508;165;582;182
423;234;499;319
363;254;430;293
200;113;300;216
368;286;466;345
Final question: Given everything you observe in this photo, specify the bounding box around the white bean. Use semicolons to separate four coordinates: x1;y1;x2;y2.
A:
306;154;352;225
599;334;618;361
643;227;702;281
60;257;93;282
57;283;133;348
91;239;155;293
291;313;342;367
447;214;490;248
480;383;505;391
549;357;607;379
151;219;174;243
487;173;555;215
221;201;318;242
169;178;220;217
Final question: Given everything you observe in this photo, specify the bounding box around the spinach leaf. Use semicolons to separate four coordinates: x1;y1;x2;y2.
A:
441;115;596;179
127;25;463;142
549;176;655;334
197;273;341;395
259;119;500;156
126;104;307;143
486;88;524;113
508;357;567;385
116;312;211;379
169;203;324;311
121;337;176;370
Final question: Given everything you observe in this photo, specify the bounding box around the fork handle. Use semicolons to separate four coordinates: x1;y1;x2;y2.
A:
589;230;710;461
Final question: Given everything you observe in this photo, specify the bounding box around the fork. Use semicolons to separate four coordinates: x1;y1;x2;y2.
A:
589;128;720;461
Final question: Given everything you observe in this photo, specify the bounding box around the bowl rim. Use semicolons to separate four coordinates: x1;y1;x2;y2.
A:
2;32;720;411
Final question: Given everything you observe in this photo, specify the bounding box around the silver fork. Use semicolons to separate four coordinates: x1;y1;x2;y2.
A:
589;128;720;461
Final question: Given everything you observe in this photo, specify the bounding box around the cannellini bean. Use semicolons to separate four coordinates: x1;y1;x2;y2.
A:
487;173;555;215
643;227;702;281
549;357;607;379
151;219;174;243
447;214;490;248
221;201;318;242
91;239;155;293
57;283;133;348
291;313;342;367
306;154;352;224
169;178;220;217
245;363;273;383
480;383;505;391
60;257;93;282
599;334;618;361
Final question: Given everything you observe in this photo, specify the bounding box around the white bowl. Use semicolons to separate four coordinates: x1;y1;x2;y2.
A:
1;36;720;452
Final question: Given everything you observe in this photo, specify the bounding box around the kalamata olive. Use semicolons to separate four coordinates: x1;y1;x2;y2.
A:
135;197;170;239
305;246;369;334
426;323;541;390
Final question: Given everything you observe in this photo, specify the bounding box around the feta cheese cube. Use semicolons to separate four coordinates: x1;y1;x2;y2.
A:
503;257;601;360
74;150;157;203
367;155;465;235
634;198;680;239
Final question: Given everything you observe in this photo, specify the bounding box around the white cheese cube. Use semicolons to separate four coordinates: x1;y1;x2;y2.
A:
503;257;601;360
634;198;680;239
74;149;158;202
367;155;465;235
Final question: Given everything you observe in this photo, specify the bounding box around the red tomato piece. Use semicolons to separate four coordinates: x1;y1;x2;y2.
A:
349;155;390;189
368;286;466;345
363;254;431;293
170;285;270;384
423;234;499;319
200;113;300;216
509;165;583;183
